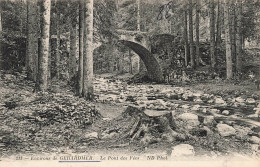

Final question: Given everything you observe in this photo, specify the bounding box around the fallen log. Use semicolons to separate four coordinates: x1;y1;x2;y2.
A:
208;110;260;127
167;99;255;111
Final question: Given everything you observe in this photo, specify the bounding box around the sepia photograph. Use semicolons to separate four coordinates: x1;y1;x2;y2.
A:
0;0;259;166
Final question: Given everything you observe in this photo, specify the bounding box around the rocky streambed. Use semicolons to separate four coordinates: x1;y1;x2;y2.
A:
86;77;260;158
0;73;259;159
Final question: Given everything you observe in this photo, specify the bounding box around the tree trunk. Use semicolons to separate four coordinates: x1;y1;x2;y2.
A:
235;0;242;74
210;0;216;68
114;0;119;11
55;4;61;79
36;0;51;91
78;0;84;96
69;25;77;79
129;49;133;74
195;0;200;66
118;57;123;73
69;4;77;80
0;2;2;71
224;0;232;79
189;0;194;68
230;0;236;71
83;0;94;100
19;0;25;36
27;0;38;81
122;106;186;144
107;60;109;72
242;34;245;49
20;0;26;72
184;7;189;67
137;0;140;31
216;0;222;49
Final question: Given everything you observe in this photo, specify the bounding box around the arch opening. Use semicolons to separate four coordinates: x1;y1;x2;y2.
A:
118;40;163;82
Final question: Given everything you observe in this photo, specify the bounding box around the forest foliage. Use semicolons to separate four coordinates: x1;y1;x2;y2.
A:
0;0;259;89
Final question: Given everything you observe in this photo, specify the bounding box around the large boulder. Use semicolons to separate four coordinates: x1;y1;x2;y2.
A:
101;132;118;139
222;110;230;115
215;97;226;105
217;124;236;137
235;97;245;103
249;136;260;144
171;144;195;157
246;98;256;104
177;113;200;129
203;116;215;126
85;132;98;139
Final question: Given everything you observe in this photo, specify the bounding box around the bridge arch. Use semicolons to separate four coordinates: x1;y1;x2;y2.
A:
94;30;166;82
118;40;163;82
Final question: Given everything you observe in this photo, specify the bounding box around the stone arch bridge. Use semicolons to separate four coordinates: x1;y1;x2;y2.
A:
116;30;163;82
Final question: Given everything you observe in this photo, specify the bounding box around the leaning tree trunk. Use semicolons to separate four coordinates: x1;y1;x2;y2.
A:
83;0;94;100
27;0;39;81
235;0;242;74
195;0;200;66
189;0;194;68
36;0;51;91
77;0;84;96
210;0;216;69
224;0;232;79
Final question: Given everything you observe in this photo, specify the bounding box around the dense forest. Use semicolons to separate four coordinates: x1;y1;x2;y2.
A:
0;0;260;162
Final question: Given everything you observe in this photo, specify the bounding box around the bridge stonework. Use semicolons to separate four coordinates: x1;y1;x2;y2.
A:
117;30;163;82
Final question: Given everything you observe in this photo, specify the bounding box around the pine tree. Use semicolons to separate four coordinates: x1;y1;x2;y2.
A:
69;1;77;80
0;2;2;71
235;0;242;74
129;49;133;74
210;0;216;68
26;0;39;81
55;1;61;79
36;0;51;91
189;0;194;67
224;0;232;79
195;0;200;66
184;5;189;67
137;0;140;31
216;0;222;49
83;0;94;100
78;0;84;96
230;0;236;71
